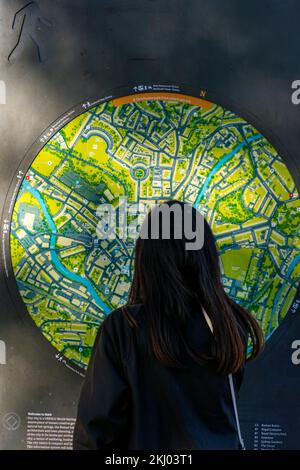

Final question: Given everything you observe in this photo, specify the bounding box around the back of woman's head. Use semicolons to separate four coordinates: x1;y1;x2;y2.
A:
125;199;264;374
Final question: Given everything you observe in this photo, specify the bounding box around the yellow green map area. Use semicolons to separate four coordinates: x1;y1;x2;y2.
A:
10;95;300;370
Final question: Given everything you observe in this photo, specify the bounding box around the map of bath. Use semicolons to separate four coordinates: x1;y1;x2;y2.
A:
10;94;300;370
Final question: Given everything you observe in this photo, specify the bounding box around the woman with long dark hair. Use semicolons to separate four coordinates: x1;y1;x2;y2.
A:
73;200;264;450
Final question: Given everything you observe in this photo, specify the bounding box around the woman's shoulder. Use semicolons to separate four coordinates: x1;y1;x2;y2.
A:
99;304;144;362
104;303;144;327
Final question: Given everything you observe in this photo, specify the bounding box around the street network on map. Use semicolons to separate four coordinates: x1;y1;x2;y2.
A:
10;95;300;370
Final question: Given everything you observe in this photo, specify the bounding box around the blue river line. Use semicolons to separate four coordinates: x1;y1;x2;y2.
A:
193;133;262;207
286;253;300;278
23;182;110;315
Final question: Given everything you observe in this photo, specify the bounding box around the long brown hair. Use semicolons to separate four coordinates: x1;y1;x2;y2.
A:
123;200;264;374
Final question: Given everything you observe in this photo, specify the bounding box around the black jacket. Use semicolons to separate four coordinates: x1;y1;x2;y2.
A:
73;304;245;450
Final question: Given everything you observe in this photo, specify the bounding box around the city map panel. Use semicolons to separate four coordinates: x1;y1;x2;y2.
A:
9;93;300;370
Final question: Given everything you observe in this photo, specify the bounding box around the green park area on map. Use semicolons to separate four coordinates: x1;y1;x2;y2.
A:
10;96;300;369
